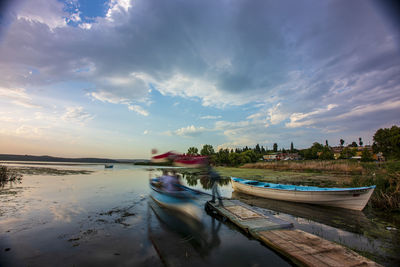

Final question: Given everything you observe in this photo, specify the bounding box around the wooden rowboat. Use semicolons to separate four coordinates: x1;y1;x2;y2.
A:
231;177;375;211
150;178;202;221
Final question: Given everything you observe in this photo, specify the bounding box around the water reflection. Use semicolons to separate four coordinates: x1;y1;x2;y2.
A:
178;170;400;266
1;164;397;266
148;198;210;256
179;169;231;189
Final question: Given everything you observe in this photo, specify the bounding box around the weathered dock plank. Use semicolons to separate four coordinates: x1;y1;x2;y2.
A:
258;229;381;267
205;200;293;232
205;200;381;267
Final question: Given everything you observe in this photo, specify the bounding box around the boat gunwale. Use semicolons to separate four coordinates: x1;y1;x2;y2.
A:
150;178;197;199
231;177;376;193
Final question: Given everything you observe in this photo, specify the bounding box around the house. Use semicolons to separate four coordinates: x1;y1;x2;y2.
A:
263;153;300;161
263;154;278;161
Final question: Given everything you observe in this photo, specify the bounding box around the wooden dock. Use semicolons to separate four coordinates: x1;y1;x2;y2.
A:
205;200;381;267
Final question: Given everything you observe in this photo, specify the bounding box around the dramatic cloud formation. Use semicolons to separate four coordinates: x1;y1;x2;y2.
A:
0;0;399;157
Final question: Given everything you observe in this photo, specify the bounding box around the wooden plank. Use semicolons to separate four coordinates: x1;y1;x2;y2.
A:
224;205;263;220
206;200;381;267
258;230;382;267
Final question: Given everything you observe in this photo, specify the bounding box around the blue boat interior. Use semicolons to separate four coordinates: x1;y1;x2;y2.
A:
231;177;376;191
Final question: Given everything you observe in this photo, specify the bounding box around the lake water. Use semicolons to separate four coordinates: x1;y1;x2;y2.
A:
1;163;399;266
0;163;289;267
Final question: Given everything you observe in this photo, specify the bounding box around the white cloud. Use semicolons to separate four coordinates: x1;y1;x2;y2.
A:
62;106;94;124
150;73;260;107
200;115;222;120
286;104;338;128
106;0;132;22
79;23;92;30
143;130;149;135
0;87;41;109
246;113;263;120
128;105;149;116
174;125;207;137
15;125;47;139
267;103;288;125
335;100;400;120
16;0;67;29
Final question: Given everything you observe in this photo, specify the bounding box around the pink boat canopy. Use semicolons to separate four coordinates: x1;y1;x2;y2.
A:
173;155;208;168
151;151;180;163
151;151;208;168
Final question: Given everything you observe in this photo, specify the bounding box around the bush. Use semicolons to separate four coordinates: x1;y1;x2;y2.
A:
352;162;400;211
0;165;22;187
361;149;374;162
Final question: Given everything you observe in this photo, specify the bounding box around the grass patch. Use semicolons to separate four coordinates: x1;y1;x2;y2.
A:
241;160;363;175
216;166;352;187
7;166;93;176
351;161;400;212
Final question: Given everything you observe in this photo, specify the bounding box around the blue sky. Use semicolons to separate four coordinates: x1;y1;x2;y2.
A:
0;0;399;159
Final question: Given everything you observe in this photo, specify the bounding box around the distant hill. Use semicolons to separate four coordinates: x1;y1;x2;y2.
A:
0;154;120;163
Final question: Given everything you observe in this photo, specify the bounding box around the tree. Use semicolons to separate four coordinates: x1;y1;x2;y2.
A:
373;125;400;159
187;147;198;155
302;142;324;160
242;150;257;163
350;141;358;147
359;137;363;147
319;147;334;160
255;144;261;153
273;143;278;152
261;146;266;153
340;139;345;147
200;144;214;156
325;140;329;147
290;142;294;153
228;153;241;166
339;147;356;159
361;149;373;162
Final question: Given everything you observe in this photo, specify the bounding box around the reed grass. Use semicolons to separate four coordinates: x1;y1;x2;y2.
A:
352;162;400;211
241;160;363;174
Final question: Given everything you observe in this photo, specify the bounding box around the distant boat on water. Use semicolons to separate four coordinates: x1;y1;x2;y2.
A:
104;164;114;168
231;177;375;211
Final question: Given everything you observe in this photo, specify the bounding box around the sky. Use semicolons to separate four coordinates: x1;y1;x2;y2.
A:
0;0;399;159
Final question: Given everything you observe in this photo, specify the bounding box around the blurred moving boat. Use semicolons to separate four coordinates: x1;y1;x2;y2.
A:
173;156;208;168
150;178;202;221
231;177;375;211
104;164;114;168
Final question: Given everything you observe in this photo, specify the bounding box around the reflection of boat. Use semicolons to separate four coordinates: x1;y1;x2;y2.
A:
104;164;113;168
231;191;373;235
147;198;209;264
231;177;375;211
149;178;202;221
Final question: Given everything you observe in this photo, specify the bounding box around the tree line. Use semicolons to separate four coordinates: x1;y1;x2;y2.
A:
186;125;400;166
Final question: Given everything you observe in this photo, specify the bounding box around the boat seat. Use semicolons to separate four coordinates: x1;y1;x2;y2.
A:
245;181;260;185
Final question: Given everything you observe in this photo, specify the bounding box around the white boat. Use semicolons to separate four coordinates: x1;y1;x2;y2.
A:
231;177;375;211
149;178;202;221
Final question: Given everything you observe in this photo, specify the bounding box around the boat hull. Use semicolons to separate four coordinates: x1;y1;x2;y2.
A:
150;182;201;221
231;178;375;211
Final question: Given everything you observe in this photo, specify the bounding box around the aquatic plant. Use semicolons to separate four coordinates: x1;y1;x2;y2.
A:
352;161;400;211
0;165;22;187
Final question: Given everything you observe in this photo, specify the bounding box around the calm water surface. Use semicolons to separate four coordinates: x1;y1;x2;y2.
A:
0;164;290;267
